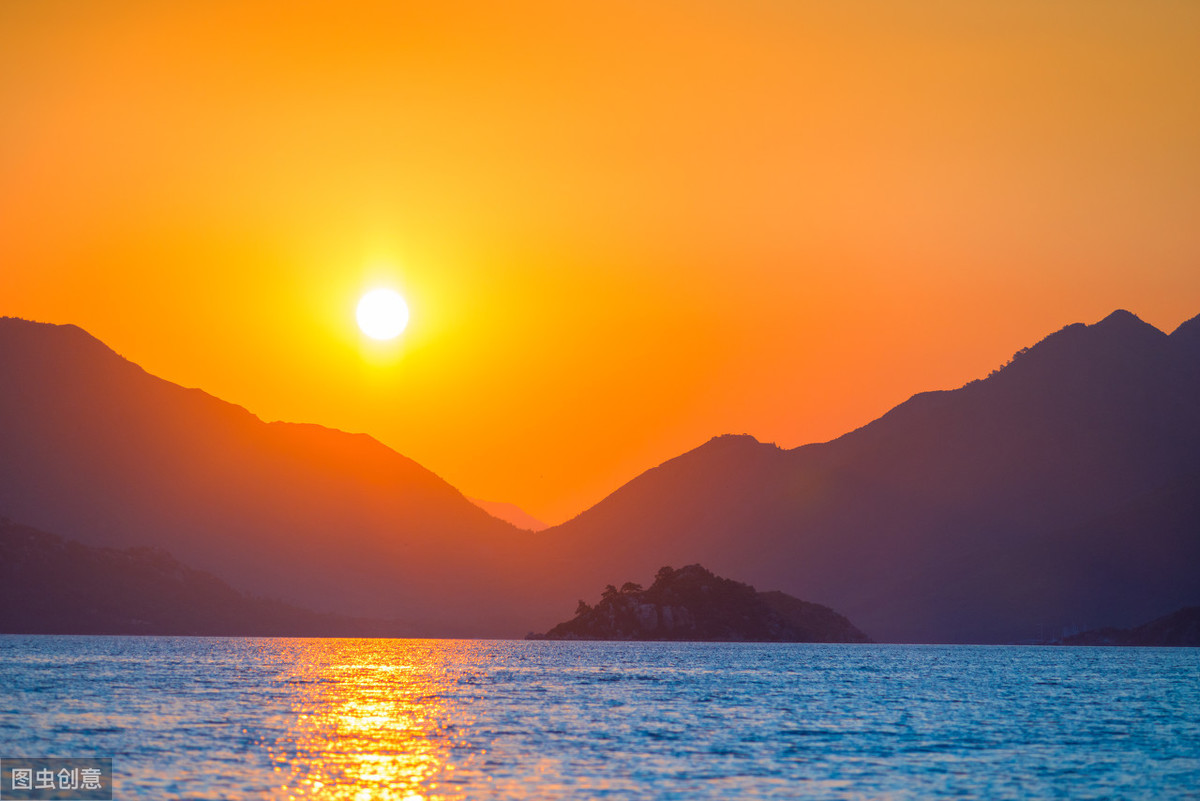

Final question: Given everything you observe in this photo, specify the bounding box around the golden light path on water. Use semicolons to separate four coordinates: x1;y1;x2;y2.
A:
263;640;487;801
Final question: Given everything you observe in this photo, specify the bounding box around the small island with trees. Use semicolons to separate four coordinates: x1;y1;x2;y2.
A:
528;563;872;643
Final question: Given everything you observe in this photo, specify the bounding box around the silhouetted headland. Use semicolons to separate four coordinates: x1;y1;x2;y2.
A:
1056;607;1200;647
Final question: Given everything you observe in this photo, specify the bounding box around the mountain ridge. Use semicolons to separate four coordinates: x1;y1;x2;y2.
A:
0;316;539;636
1059;606;1200;647
0;518;408;636
538;309;1200;642
2;309;1197;641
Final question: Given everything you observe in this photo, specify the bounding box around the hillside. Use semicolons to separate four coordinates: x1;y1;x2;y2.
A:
537;310;1200;642
0;519;405;636
1059;607;1200;647
0;317;544;636
531;564;871;642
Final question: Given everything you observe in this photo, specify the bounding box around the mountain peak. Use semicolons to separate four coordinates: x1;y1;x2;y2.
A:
0;317;147;387
707;433;764;446
984;309;1168;384
1;316;116;353
696;433;782;454
1097;308;1140;324
1091;308;1161;336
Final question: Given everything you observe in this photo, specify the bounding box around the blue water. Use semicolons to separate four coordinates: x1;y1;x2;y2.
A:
1;637;1198;799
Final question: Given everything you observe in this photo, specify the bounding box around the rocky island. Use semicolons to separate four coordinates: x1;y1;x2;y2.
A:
529;564;871;642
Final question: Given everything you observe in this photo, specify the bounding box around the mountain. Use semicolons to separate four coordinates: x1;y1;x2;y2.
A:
3;310;1198;642
469;498;549;532
534;310;1200;643
0;317;546;636
530;564;871;642
0;519;404;636
1059;607;1200;647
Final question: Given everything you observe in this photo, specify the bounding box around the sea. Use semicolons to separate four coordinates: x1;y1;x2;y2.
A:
1;636;1198;800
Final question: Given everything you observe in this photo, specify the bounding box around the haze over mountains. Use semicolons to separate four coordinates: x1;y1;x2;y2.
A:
1;310;1198;642
468;498;548;532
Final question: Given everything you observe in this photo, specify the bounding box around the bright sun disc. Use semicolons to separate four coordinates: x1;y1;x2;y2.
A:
356;289;409;340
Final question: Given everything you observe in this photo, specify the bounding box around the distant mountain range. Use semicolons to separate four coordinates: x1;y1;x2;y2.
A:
1;310;1197;641
468;498;548;532
1058;607;1200;647
530;563;871;643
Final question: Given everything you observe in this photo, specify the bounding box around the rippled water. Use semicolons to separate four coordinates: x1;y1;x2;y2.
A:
1;637;1198;799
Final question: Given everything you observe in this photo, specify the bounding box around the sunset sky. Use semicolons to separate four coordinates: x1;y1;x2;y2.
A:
3;1;1199;524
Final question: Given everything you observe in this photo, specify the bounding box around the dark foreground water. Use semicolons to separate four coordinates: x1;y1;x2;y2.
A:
1;637;1198;799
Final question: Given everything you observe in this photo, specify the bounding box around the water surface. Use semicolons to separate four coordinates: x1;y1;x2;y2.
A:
2;637;1198;799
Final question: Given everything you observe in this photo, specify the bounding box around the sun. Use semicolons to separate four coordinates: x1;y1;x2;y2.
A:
356;288;409;340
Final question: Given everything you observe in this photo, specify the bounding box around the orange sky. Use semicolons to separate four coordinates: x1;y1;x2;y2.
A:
3;1;1199;524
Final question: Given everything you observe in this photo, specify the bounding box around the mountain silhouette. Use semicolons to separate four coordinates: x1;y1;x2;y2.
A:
0;519;405;636
1057;606;1200;647
469;498;549;532
535;310;1200;642
2;310;1198;642
0;317;544;636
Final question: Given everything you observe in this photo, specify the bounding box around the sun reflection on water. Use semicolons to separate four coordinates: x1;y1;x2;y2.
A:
264;639;485;801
